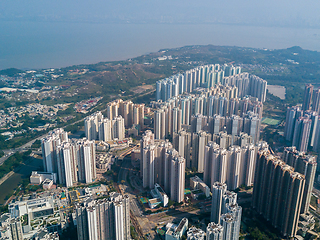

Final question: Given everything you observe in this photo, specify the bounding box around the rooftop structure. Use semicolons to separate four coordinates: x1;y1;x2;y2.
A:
165;218;188;240
30;171;57;185
9;196;55;220
152;183;169;207
190;176;210;197
186;226;205;240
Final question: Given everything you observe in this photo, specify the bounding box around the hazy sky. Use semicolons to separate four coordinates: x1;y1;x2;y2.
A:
2;1;320;27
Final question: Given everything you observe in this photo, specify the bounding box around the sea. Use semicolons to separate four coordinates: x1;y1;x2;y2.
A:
1;21;320;70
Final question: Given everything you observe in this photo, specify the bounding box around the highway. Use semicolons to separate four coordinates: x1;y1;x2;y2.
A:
0;107;91;166
0;89;155;166
0;129;52;166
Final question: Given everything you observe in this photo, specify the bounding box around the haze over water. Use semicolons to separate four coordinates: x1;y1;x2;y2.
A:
2;0;320;70
2;21;320;70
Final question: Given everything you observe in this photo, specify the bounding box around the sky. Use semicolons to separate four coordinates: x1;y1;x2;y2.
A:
1;1;320;28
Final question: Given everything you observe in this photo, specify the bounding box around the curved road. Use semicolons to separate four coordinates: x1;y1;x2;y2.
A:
0;89;155;166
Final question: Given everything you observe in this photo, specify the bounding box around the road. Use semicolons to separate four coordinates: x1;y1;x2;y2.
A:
0;132;49;166
0;89;155;166
116;152;209;240
117;152;161;239
117;155;144;218
313;186;320;198
146;207;201;227
0;107;91;166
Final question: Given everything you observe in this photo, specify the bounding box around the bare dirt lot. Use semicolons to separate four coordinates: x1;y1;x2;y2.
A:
131;85;154;94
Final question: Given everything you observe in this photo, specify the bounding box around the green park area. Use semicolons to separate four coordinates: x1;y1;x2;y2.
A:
140;197;148;204
261;118;280;126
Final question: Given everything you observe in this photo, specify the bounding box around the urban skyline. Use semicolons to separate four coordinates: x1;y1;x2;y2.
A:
37;65;317;240
0;63;319;239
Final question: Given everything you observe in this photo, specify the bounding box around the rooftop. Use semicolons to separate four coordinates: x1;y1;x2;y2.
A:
176;218;188;233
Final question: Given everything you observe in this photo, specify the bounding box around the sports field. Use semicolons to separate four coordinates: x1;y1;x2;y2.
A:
140;197;148;204
184;189;191;195
261;118;280;125
156;229;165;235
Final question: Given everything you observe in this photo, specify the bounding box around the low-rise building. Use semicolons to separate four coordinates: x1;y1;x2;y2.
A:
30;172;57;184
9;196;55;220
190;189;204;200
34;228;60;240
127;124;139;137
190;176;210;198
96;141;109;151
165;218;188;240
106;138;132;149
42;179;54;190
0;213;12;239
0;212;60;240
297;213;316;237
151;184;169;207
96;153;114;173
148;198;162;209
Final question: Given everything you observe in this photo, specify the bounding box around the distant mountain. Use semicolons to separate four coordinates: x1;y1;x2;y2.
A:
0;68;23;77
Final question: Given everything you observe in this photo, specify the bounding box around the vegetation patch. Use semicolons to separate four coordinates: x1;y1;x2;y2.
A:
0;151;32;179
261;118;280;126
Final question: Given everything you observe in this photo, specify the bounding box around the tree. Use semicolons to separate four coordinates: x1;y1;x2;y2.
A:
197;194;206;200
0;205;8;214
250;227;270;240
168;199;175;207
31;140;41;149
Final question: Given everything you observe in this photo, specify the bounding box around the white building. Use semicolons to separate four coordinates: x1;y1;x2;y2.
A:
152;184;169;207
170;156;185;203
30;172;57;184
84;112;103;141
112;116;125;140
186;227;205;240
85;111;126;142
41;128;68;173
190;176;210;198
101;118;112;141
206;222;224;240
154;108;166;140
9;196;55;220
77;139;96;184
140;130;155;178
56;142;77;187
76;193;130;240
87;207;98;240
165;218;188;240
210;182;242;240
211;182;228;224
